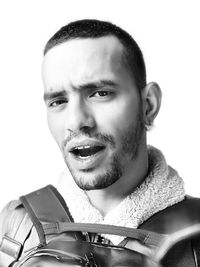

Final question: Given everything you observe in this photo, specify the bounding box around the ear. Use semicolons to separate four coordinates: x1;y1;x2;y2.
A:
142;82;162;128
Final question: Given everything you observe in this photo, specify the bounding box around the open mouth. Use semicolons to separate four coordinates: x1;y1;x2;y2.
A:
70;145;105;158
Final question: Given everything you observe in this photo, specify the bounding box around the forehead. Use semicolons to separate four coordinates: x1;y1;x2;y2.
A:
44;35;125;64
42;36;132;90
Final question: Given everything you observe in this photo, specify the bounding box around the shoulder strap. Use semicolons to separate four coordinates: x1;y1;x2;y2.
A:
19;184;83;246
43;221;165;247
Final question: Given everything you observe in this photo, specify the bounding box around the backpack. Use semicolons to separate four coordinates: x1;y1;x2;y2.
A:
1;185;200;267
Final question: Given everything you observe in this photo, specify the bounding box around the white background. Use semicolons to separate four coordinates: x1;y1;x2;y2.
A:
0;0;199;210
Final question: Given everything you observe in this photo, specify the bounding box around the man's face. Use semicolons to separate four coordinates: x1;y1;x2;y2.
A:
42;36;145;190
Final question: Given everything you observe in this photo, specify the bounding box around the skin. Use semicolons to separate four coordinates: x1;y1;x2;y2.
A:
42;36;161;215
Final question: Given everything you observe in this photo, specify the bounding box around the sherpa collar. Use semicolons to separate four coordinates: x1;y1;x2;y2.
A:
57;146;185;244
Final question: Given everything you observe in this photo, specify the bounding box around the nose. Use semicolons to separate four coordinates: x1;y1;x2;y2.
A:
66;98;96;133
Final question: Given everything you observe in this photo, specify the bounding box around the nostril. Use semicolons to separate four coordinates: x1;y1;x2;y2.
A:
67;125;95;136
80;125;95;133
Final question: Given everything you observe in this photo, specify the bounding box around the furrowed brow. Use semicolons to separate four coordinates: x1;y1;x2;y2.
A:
78;80;118;90
43;90;67;102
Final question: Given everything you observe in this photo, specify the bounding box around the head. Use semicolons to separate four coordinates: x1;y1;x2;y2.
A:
42;19;161;191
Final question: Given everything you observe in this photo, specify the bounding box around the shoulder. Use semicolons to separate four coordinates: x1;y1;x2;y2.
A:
0;200;24;237
140;197;200;266
0;200;26;266
140;196;200;234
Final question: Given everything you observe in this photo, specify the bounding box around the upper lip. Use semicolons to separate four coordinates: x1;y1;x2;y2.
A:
66;139;106;153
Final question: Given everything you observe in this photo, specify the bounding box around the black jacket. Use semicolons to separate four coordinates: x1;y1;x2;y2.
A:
0;185;200;267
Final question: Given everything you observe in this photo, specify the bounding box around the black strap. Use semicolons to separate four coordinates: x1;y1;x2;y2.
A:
43;221;165;247
20;185;81;246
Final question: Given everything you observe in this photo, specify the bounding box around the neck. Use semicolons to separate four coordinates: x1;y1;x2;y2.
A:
86;145;149;216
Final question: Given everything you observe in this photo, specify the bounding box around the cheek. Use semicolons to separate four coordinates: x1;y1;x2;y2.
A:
95;98;139;134
47;114;64;147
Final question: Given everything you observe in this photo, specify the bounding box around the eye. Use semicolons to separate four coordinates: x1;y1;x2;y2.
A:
48;98;68;108
90;91;114;98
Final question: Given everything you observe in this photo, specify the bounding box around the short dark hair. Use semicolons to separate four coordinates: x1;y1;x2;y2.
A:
44;19;146;91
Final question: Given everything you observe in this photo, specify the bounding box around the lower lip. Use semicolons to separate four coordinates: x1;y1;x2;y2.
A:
69;148;107;170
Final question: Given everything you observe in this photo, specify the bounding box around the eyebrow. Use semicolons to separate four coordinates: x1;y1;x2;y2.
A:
77;80;118;90
43;90;66;102
43;80;118;102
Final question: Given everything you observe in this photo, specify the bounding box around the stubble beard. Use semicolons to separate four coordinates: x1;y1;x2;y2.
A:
63;109;145;191
66;154;123;190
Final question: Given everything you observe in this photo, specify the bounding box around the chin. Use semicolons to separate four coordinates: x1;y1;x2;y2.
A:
73;165;123;191
66;153;123;190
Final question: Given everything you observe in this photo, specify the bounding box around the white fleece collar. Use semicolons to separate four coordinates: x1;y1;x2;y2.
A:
57;146;185;244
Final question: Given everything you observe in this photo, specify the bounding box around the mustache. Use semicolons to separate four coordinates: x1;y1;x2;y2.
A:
61;131;116;151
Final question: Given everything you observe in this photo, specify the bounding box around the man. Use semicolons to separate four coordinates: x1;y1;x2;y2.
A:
0;19;199;267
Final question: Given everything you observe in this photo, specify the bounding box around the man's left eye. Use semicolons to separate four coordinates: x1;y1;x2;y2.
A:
90;91;113;98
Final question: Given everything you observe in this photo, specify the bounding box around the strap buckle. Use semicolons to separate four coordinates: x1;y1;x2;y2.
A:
0;235;22;259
